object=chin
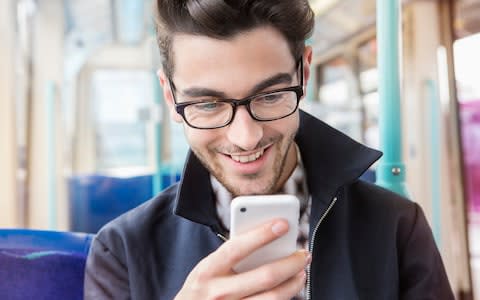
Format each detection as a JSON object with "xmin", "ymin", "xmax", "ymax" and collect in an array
[{"xmin": 225, "ymin": 177, "xmax": 276, "ymax": 197}]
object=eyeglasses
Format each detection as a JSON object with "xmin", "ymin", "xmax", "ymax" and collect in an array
[{"xmin": 168, "ymin": 57, "xmax": 304, "ymax": 130}]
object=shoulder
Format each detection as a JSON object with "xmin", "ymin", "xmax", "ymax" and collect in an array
[
  {"xmin": 344, "ymin": 180, "xmax": 434, "ymax": 248},
  {"xmin": 345, "ymin": 179, "xmax": 419, "ymax": 216},
  {"xmin": 343, "ymin": 180, "xmax": 428, "ymax": 239},
  {"xmin": 341, "ymin": 182, "xmax": 453, "ymax": 296}
]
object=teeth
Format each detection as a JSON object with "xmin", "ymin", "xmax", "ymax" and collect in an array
[{"xmin": 231, "ymin": 149, "xmax": 264, "ymax": 163}]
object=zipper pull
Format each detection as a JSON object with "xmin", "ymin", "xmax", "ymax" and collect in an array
[
  {"xmin": 210, "ymin": 224, "xmax": 229, "ymax": 242},
  {"xmin": 216, "ymin": 233, "xmax": 228, "ymax": 242}
]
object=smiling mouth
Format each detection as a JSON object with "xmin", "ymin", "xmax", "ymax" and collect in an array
[{"xmin": 229, "ymin": 148, "xmax": 266, "ymax": 163}]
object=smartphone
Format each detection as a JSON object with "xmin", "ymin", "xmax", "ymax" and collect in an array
[{"xmin": 230, "ymin": 194, "xmax": 299, "ymax": 273}]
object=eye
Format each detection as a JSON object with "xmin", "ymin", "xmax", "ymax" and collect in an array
[
  {"xmin": 191, "ymin": 101, "xmax": 227, "ymax": 112},
  {"xmin": 264, "ymin": 94, "xmax": 282, "ymax": 102},
  {"xmin": 256, "ymin": 92, "xmax": 285, "ymax": 104}
]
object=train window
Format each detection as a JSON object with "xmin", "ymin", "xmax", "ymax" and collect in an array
[
  {"xmin": 358, "ymin": 39, "xmax": 378, "ymax": 93},
  {"xmin": 454, "ymin": 35, "xmax": 480, "ymax": 102},
  {"xmin": 454, "ymin": 1, "xmax": 480, "ymax": 293},
  {"xmin": 91, "ymin": 69, "xmax": 153, "ymax": 172},
  {"xmin": 316, "ymin": 57, "xmax": 363, "ymax": 141},
  {"xmin": 313, "ymin": 36, "xmax": 380, "ymax": 148},
  {"xmin": 454, "ymin": 30, "xmax": 480, "ymax": 296},
  {"xmin": 358, "ymin": 38, "xmax": 379, "ymax": 148},
  {"xmin": 318, "ymin": 57, "xmax": 351, "ymax": 107}
]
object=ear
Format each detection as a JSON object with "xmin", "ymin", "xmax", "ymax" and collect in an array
[
  {"xmin": 302, "ymin": 46, "xmax": 313, "ymax": 92},
  {"xmin": 157, "ymin": 69, "xmax": 183, "ymax": 123}
]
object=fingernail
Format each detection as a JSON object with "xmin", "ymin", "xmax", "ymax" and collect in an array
[
  {"xmin": 299, "ymin": 249, "xmax": 311, "ymax": 263},
  {"xmin": 271, "ymin": 221, "xmax": 288, "ymax": 236},
  {"xmin": 305, "ymin": 253, "xmax": 312, "ymax": 265},
  {"xmin": 297, "ymin": 270, "xmax": 306, "ymax": 280},
  {"xmin": 300, "ymin": 250, "xmax": 312, "ymax": 265}
]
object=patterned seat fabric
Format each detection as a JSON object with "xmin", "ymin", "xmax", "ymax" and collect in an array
[{"xmin": 0, "ymin": 229, "xmax": 94, "ymax": 300}]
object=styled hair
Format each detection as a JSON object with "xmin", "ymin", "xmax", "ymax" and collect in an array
[{"xmin": 154, "ymin": 0, "xmax": 315, "ymax": 78}]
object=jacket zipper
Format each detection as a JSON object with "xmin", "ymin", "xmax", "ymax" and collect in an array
[
  {"xmin": 305, "ymin": 196, "xmax": 338, "ymax": 300},
  {"xmin": 216, "ymin": 233, "xmax": 228, "ymax": 242}
]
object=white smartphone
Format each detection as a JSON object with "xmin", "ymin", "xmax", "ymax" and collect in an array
[{"xmin": 230, "ymin": 194, "xmax": 299, "ymax": 273}]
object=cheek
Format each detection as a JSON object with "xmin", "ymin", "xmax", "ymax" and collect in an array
[
  {"xmin": 184, "ymin": 127, "xmax": 218, "ymax": 153},
  {"xmin": 270, "ymin": 114, "xmax": 300, "ymax": 138}
]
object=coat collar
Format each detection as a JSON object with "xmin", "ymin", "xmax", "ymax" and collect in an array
[
  {"xmin": 173, "ymin": 110, "xmax": 382, "ymax": 229},
  {"xmin": 295, "ymin": 111, "xmax": 382, "ymax": 223}
]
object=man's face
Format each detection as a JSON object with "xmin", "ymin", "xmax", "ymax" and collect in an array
[{"xmin": 159, "ymin": 26, "xmax": 311, "ymax": 196}]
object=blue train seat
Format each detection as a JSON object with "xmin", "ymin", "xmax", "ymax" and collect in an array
[
  {"xmin": 68, "ymin": 172, "xmax": 181, "ymax": 233},
  {"xmin": 68, "ymin": 174, "xmax": 154, "ymax": 233},
  {"xmin": 0, "ymin": 229, "xmax": 94, "ymax": 300}
]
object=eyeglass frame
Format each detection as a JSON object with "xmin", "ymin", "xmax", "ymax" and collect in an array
[{"xmin": 167, "ymin": 57, "xmax": 305, "ymax": 130}]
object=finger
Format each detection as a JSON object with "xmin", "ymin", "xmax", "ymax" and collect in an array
[
  {"xmin": 208, "ymin": 219, "xmax": 290, "ymax": 274},
  {"xmin": 214, "ymin": 249, "xmax": 311, "ymax": 298},
  {"xmin": 244, "ymin": 270, "xmax": 307, "ymax": 300}
]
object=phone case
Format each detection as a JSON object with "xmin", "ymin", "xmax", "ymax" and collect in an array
[{"xmin": 230, "ymin": 195, "xmax": 299, "ymax": 273}]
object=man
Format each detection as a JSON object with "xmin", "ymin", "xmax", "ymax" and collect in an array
[{"xmin": 84, "ymin": 0, "xmax": 454, "ymax": 299}]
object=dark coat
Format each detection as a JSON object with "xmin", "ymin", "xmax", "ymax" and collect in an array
[{"xmin": 84, "ymin": 111, "xmax": 454, "ymax": 299}]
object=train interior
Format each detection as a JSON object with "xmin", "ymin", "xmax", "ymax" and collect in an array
[{"xmin": 0, "ymin": 0, "xmax": 480, "ymax": 298}]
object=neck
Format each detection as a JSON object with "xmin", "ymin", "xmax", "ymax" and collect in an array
[{"xmin": 273, "ymin": 142, "xmax": 298, "ymax": 193}]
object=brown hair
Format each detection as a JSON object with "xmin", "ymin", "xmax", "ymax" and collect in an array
[{"xmin": 154, "ymin": 0, "xmax": 315, "ymax": 78}]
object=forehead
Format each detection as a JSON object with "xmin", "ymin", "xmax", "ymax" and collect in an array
[{"xmin": 170, "ymin": 26, "xmax": 296, "ymax": 93}]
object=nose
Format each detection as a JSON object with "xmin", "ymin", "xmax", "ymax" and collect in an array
[{"xmin": 226, "ymin": 106, "xmax": 263, "ymax": 151}]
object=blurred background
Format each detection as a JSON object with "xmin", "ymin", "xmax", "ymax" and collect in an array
[{"xmin": 0, "ymin": 0, "xmax": 479, "ymax": 298}]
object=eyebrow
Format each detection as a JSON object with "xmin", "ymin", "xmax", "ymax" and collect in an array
[{"xmin": 179, "ymin": 72, "xmax": 293, "ymax": 99}]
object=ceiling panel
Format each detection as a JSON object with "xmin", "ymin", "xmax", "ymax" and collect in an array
[{"xmin": 312, "ymin": 0, "xmax": 376, "ymax": 55}]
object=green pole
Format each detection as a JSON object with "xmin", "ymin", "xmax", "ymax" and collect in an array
[
  {"xmin": 152, "ymin": 72, "xmax": 163, "ymax": 196},
  {"xmin": 375, "ymin": 0, "xmax": 409, "ymax": 197},
  {"xmin": 46, "ymin": 81, "xmax": 57, "ymax": 229}
]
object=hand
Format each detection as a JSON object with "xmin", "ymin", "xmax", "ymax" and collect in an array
[{"xmin": 174, "ymin": 219, "xmax": 311, "ymax": 300}]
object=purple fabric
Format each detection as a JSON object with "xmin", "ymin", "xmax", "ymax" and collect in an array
[{"xmin": 0, "ymin": 250, "xmax": 86, "ymax": 300}]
